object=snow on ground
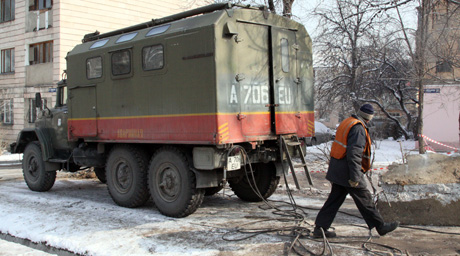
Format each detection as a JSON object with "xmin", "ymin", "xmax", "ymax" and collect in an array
[
  {"xmin": 0, "ymin": 151, "xmax": 22, "ymax": 162},
  {"xmin": 1, "ymin": 177, "xmax": 369, "ymax": 256},
  {"xmin": 304, "ymin": 139, "xmax": 417, "ymax": 167},
  {"xmin": 1, "ymin": 140, "xmax": 459, "ymax": 255},
  {"xmin": 0, "ymin": 139, "xmax": 417, "ymax": 166}
]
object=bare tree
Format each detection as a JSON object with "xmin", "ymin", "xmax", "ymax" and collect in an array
[
  {"xmin": 313, "ymin": 0, "xmax": 419, "ymax": 139},
  {"xmin": 391, "ymin": 0, "xmax": 460, "ymax": 152},
  {"xmin": 314, "ymin": 0, "xmax": 459, "ymax": 151},
  {"xmin": 184, "ymin": 0, "xmax": 296, "ymax": 17}
]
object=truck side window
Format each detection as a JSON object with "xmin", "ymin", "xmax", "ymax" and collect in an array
[
  {"xmin": 86, "ymin": 56, "xmax": 103, "ymax": 79},
  {"xmin": 112, "ymin": 50, "xmax": 131, "ymax": 75},
  {"xmin": 142, "ymin": 45, "xmax": 164, "ymax": 71},
  {"xmin": 57, "ymin": 86, "xmax": 67, "ymax": 107},
  {"xmin": 281, "ymin": 38, "xmax": 290, "ymax": 73}
]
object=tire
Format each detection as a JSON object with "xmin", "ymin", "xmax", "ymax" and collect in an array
[
  {"xmin": 204, "ymin": 185, "xmax": 223, "ymax": 196},
  {"xmin": 106, "ymin": 145, "xmax": 150, "ymax": 208},
  {"xmin": 94, "ymin": 167, "xmax": 107, "ymax": 183},
  {"xmin": 148, "ymin": 147, "xmax": 204, "ymax": 218},
  {"xmin": 311, "ymin": 137, "xmax": 317, "ymax": 146},
  {"xmin": 22, "ymin": 142, "xmax": 56, "ymax": 192},
  {"xmin": 229, "ymin": 162, "xmax": 280, "ymax": 202}
]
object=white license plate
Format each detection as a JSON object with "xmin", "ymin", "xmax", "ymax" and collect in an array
[{"xmin": 227, "ymin": 155, "xmax": 241, "ymax": 171}]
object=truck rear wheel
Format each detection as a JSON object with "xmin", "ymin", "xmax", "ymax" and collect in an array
[
  {"xmin": 22, "ymin": 142, "xmax": 56, "ymax": 192},
  {"xmin": 94, "ymin": 167, "xmax": 107, "ymax": 183},
  {"xmin": 148, "ymin": 147, "xmax": 204, "ymax": 218},
  {"xmin": 106, "ymin": 145, "xmax": 150, "ymax": 208},
  {"xmin": 229, "ymin": 162, "xmax": 280, "ymax": 202}
]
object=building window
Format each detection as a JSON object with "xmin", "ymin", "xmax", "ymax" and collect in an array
[
  {"xmin": 1, "ymin": 48, "xmax": 14, "ymax": 73},
  {"xmin": 112, "ymin": 50, "xmax": 131, "ymax": 76},
  {"xmin": 29, "ymin": 0, "xmax": 52, "ymax": 11},
  {"xmin": 87, "ymin": 56, "xmax": 103, "ymax": 79},
  {"xmin": 1, "ymin": 100, "xmax": 13, "ymax": 124},
  {"xmin": 436, "ymin": 60, "xmax": 453, "ymax": 73},
  {"xmin": 29, "ymin": 41, "xmax": 53, "ymax": 65},
  {"xmin": 0, "ymin": 0, "xmax": 15, "ymax": 22},
  {"xmin": 28, "ymin": 98, "xmax": 47, "ymax": 123},
  {"xmin": 142, "ymin": 45, "xmax": 164, "ymax": 71}
]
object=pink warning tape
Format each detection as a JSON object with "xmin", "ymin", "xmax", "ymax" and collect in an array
[
  {"xmin": 290, "ymin": 166, "xmax": 388, "ymax": 174},
  {"xmin": 419, "ymin": 134, "xmax": 459, "ymax": 152},
  {"xmin": 368, "ymin": 167, "xmax": 389, "ymax": 171}
]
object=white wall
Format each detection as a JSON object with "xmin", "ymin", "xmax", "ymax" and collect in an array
[{"xmin": 423, "ymin": 85, "xmax": 460, "ymax": 150}]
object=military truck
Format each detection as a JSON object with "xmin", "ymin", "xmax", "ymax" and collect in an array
[{"xmin": 11, "ymin": 3, "xmax": 314, "ymax": 217}]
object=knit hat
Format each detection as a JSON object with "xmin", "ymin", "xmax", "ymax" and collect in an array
[{"xmin": 358, "ymin": 104, "xmax": 374, "ymax": 121}]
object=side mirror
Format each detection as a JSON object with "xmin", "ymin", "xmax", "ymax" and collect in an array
[{"xmin": 35, "ymin": 93, "xmax": 42, "ymax": 108}]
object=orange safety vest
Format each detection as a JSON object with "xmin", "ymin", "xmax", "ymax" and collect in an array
[{"xmin": 330, "ymin": 117, "xmax": 372, "ymax": 172}]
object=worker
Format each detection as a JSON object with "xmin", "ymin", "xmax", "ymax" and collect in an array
[{"xmin": 313, "ymin": 104, "xmax": 399, "ymax": 238}]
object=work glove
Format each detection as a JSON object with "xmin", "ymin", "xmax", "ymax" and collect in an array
[{"xmin": 348, "ymin": 180, "xmax": 359, "ymax": 188}]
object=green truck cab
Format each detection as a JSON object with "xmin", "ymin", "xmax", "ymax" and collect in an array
[{"xmin": 11, "ymin": 3, "xmax": 314, "ymax": 217}]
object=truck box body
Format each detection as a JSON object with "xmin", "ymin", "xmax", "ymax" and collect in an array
[
  {"xmin": 12, "ymin": 5, "xmax": 315, "ymax": 218},
  {"xmin": 66, "ymin": 8, "xmax": 314, "ymax": 145}
]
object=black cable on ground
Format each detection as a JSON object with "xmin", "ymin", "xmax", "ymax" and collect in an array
[{"xmin": 220, "ymin": 143, "xmax": 460, "ymax": 255}]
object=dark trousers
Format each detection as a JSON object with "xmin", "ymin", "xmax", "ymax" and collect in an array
[{"xmin": 315, "ymin": 183, "xmax": 384, "ymax": 230}]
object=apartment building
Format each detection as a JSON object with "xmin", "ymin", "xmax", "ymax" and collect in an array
[
  {"xmin": 0, "ymin": 0, "xmax": 198, "ymax": 146},
  {"xmin": 422, "ymin": 0, "xmax": 460, "ymax": 149}
]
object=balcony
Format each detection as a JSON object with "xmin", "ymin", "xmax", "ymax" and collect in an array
[
  {"xmin": 26, "ymin": 9, "xmax": 53, "ymax": 32},
  {"xmin": 26, "ymin": 62, "xmax": 53, "ymax": 86}
]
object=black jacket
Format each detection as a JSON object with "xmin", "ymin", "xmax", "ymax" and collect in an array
[{"xmin": 326, "ymin": 115, "xmax": 369, "ymax": 188}]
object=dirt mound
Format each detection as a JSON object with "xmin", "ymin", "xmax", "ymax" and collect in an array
[{"xmin": 381, "ymin": 153, "xmax": 460, "ymax": 185}]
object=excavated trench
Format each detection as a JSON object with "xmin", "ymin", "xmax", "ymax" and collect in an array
[{"xmin": 377, "ymin": 153, "xmax": 460, "ymax": 226}]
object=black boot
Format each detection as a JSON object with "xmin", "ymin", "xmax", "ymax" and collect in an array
[
  {"xmin": 313, "ymin": 227, "xmax": 336, "ymax": 238},
  {"xmin": 376, "ymin": 222, "xmax": 399, "ymax": 236}
]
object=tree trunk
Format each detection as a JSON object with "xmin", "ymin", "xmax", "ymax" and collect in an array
[{"xmin": 282, "ymin": 0, "xmax": 295, "ymax": 18}]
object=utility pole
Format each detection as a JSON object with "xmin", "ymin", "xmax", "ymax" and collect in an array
[{"xmin": 415, "ymin": 0, "xmax": 430, "ymax": 154}]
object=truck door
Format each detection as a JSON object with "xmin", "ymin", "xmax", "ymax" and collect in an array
[
  {"xmin": 68, "ymin": 85, "xmax": 98, "ymax": 137},
  {"xmin": 235, "ymin": 22, "xmax": 271, "ymax": 137},
  {"xmin": 272, "ymin": 28, "xmax": 299, "ymax": 134}
]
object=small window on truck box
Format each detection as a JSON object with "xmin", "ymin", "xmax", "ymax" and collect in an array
[
  {"xmin": 146, "ymin": 25, "xmax": 170, "ymax": 37},
  {"xmin": 281, "ymin": 38, "xmax": 290, "ymax": 73},
  {"xmin": 142, "ymin": 45, "xmax": 164, "ymax": 71},
  {"xmin": 90, "ymin": 39, "xmax": 109, "ymax": 49},
  {"xmin": 87, "ymin": 56, "xmax": 102, "ymax": 79},
  {"xmin": 116, "ymin": 32, "xmax": 138, "ymax": 44},
  {"xmin": 111, "ymin": 50, "xmax": 131, "ymax": 76}
]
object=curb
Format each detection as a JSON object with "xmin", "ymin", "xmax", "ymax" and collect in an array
[{"xmin": 0, "ymin": 160, "xmax": 22, "ymax": 167}]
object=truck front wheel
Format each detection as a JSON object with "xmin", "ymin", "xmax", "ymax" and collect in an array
[
  {"xmin": 229, "ymin": 162, "xmax": 280, "ymax": 202},
  {"xmin": 148, "ymin": 147, "xmax": 204, "ymax": 217},
  {"xmin": 106, "ymin": 145, "xmax": 150, "ymax": 208},
  {"xmin": 22, "ymin": 142, "xmax": 56, "ymax": 192}
]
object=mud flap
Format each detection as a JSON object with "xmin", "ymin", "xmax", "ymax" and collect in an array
[
  {"xmin": 275, "ymin": 161, "xmax": 289, "ymax": 176},
  {"xmin": 192, "ymin": 169, "xmax": 221, "ymax": 188}
]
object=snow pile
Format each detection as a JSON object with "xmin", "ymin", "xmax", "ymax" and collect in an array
[
  {"xmin": 382, "ymin": 153, "xmax": 460, "ymax": 185},
  {"xmin": 382, "ymin": 183, "xmax": 460, "ymax": 205},
  {"xmin": 378, "ymin": 153, "xmax": 460, "ymax": 226}
]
